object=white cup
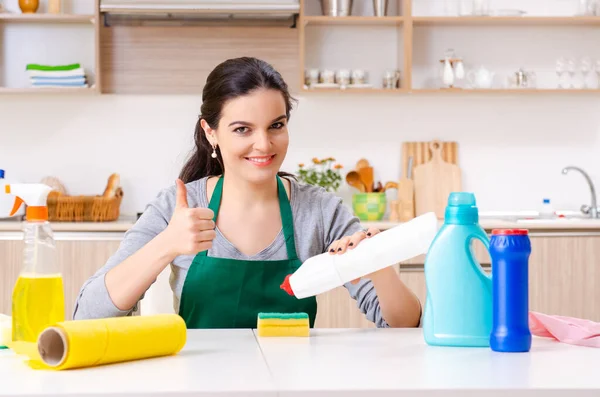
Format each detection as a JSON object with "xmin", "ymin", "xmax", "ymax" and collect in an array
[
  {"xmin": 305, "ymin": 69, "xmax": 319, "ymax": 86},
  {"xmin": 351, "ymin": 69, "xmax": 367, "ymax": 85},
  {"xmin": 320, "ymin": 69, "xmax": 335, "ymax": 84},
  {"xmin": 336, "ymin": 69, "xmax": 351, "ymax": 86}
]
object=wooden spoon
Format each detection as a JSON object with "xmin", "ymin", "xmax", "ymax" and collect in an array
[
  {"xmin": 384, "ymin": 181, "xmax": 398, "ymax": 191},
  {"xmin": 356, "ymin": 158, "xmax": 370, "ymax": 169},
  {"xmin": 346, "ymin": 171, "xmax": 366, "ymax": 192},
  {"xmin": 357, "ymin": 166, "xmax": 374, "ymax": 192}
]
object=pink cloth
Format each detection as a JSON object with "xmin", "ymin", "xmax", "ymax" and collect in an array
[{"xmin": 529, "ymin": 311, "xmax": 600, "ymax": 348}]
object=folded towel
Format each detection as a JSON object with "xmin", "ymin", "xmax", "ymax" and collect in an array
[
  {"xmin": 529, "ymin": 311, "xmax": 600, "ymax": 348},
  {"xmin": 31, "ymin": 77, "xmax": 86, "ymax": 85},
  {"xmin": 26, "ymin": 63, "xmax": 81, "ymax": 71},
  {"xmin": 27, "ymin": 68, "xmax": 86, "ymax": 78},
  {"xmin": 31, "ymin": 75, "xmax": 86, "ymax": 81},
  {"xmin": 31, "ymin": 82, "xmax": 89, "ymax": 88}
]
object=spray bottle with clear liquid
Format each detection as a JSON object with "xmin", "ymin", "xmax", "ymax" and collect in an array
[{"xmin": 3, "ymin": 183, "xmax": 65, "ymax": 343}]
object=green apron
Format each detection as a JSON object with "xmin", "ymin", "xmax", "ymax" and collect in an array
[{"xmin": 178, "ymin": 175, "xmax": 317, "ymax": 329}]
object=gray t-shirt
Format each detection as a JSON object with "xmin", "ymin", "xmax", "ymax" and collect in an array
[{"xmin": 73, "ymin": 176, "xmax": 390, "ymax": 327}]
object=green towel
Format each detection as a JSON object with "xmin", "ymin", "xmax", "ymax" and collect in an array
[{"xmin": 26, "ymin": 63, "xmax": 81, "ymax": 71}]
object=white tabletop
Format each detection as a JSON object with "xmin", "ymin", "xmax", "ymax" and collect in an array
[
  {"xmin": 0, "ymin": 329, "xmax": 275, "ymax": 396},
  {"xmin": 255, "ymin": 328, "xmax": 600, "ymax": 397},
  {"xmin": 1, "ymin": 328, "xmax": 598, "ymax": 396}
]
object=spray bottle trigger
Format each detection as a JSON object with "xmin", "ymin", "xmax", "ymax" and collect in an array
[{"xmin": 10, "ymin": 197, "xmax": 24, "ymax": 216}]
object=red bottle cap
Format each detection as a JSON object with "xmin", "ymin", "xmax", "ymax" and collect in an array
[
  {"xmin": 280, "ymin": 274, "xmax": 295, "ymax": 296},
  {"xmin": 492, "ymin": 229, "xmax": 529, "ymax": 235}
]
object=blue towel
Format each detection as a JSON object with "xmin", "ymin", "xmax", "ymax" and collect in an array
[
  {"xmin": 31, "ymin": 77, "xmax": 86, "ymax": 85},
  {"xmin": 31, "ymin": 75, "xmax": 85, "ymax": 81},
  {"xmin": 31, "ymin": 81, "xmax": 88, "ymax": 87}
]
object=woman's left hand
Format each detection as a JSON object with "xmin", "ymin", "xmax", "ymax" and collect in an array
[{"xmin": 327, "ymin": 227, "xmax": 381, "ymax": 284}]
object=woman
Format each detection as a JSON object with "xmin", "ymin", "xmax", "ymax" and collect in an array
[{"xmin": 73, "ymin": 57, "xmax": 422, "ymax": 328}]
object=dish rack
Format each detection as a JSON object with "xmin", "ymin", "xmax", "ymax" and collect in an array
[{"xmin": 47, "ymin": 188, "xmax": 124, "ymax": 222}]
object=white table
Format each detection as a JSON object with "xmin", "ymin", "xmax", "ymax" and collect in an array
[
  {"xmin": 1, "ymin": 328, "xmax": 598, "ymax": 396},
  {"xmin": 255, "ymin": 328, "xmax": 600, "ymax": 396},
  {"xmin": 0, "ymin": 329, "xmax": 276, "ymax": 396}
]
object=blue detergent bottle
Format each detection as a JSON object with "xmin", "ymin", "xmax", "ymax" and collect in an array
[
  {"xmin": 489, "ymin": 229, "xmax": 532, "ymax": 352},
  {"xmin": 423, "ymin": 192, "xmax": 492, "ymax": 347}
]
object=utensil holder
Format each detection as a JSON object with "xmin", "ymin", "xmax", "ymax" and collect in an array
[{"xmin": 352, "ymin": 193, "xmax": 386, "ymax": 221}]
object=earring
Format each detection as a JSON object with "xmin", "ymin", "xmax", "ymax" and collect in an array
[{"xmin": 211, "ymin": 145, "xmax": 217, "ymax": 159}]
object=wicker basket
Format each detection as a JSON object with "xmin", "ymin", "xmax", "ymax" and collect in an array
[{"xmin": 47, "ymin": 188, "xmax": 124, "ymax": 222}]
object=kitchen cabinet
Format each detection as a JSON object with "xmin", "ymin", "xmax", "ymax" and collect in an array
[
  {"xmin": 313, "ymin": 234, "xmax": 600, "ymax": 328},
  {"xmin": 0, "ymin": 234, "xmax": 122, "ymax": 320},
  {"xmin": 2, "ymin": 231, "xmax": 599, "ymax": 327},
  {"xmin": 529, "ymin": 235, "xmax": 600, "ymax": 321}
]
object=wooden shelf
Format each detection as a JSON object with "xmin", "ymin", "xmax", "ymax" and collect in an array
[
  {"xmin": 411, "ymin": 88, "xmax": 600, "ymax": 94},
  {"xmin": 0, "ymin": 86, "xmax": 98, "ymax": 94},
  {"xmin": 301, "ymin": 87, "xmax": 407, "ymax": 93},
  {"xmin": 300, "ymin": 87, "xmax": 600, "ymax": 95},
  {"xmin": 303, "ymin": 16, "xmax": 404, "ymax": 26},
  {"xmin": 0, "ymin": 13, "xmax": 95, "ymax": 23},
  {"xmin": 413, "ymin": 16, "xmax": 600, "ymax": 26}
]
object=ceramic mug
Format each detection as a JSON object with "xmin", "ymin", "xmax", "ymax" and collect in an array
[
  {"xmin": 320, "ymin": 69, "xmax": 335, "ymax": 84},
  {"xmin": 351, "ymin": 69, "xmax": 367, "ymax": 85},
  {"xmin": 336, "ymin": 69, "xmax": 351, "ymax": 86},
  {"xmin": 305, "ymin": 69, "xmax": 319, "ymax": 86}
]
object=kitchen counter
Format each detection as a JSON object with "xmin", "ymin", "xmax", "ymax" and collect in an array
[
  {"xmin": 366, "ymin": 217, "xmax": 600, "ymax": 231},
  {"xmin": 1, "ymin": 215, "xmax": 600, "ymax": 233},
  {"xmin": 0, "ymin": 217, "xmax": 136, "ymax": 232},
  {"xmin": 1, "ymin": 328, "xmax": 598, "ymax": 396}
]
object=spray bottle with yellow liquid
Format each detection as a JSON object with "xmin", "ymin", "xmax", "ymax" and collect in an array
[{"xmin": 3, "ymin": 183, "xmax": 65, "ymax": 343}]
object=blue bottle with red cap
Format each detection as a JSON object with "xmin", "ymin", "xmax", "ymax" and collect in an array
[{"xmin": 489, "ymin": 229, "xmax": 532, "ymax": 352}]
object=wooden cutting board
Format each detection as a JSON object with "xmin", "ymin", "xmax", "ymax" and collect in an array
[
  {"xmin": 413, "ymin": 140, "xmax": 462, "ymax": 219},
  {"xmin": 402, "ymin": 141, "xmax": 458, "ymax": 179}
]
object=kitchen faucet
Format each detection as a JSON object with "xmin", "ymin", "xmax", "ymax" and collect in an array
[{"xmin": 561, "ymin": 166, "xmax": 599, "ymax": 218}]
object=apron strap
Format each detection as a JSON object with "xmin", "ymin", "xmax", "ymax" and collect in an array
[
  {"xmin": 277, "ymin": 176, "xmax": 298, "ymax": 261},
  {"xmin": 202, "ymin": 175, "xmax": 298, "ymax": 260},
  {"xmin": 198, "ymin": 176, "xmax": 224, "ymax": 258}
]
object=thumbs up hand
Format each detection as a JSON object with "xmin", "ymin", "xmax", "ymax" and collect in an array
[{"xmin": 164, "ymin": 179, "xmax": 216, "ymax": 256}]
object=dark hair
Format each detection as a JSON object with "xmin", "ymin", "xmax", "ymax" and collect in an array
[{"xmin": 179, "ymin": 57, "xmax": 297, "ymax": 183}]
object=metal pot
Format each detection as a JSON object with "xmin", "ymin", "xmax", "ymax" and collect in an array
[{"xmin": 321, "ymin": 0, "xmax": 353, "ymax": 16}]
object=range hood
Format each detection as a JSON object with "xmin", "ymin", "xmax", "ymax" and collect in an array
[{"xmin": 100, "ymin": 0, "xmax": 300, "ymax": 19}]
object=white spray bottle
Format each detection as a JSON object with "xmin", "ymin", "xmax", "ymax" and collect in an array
[
  {"xmin": 281, "ymin": 212, "xmax": 438, "ymax": 299},
  {"xmin": 3, "ymin": 183, "xmax": 65, "ymax": 343},
  {"xmin": 0, "ymin": 170, "xmax": 24, "ymax": 218}
]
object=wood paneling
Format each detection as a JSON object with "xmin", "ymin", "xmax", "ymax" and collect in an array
[
  {"xmin": 0, "ymin": 240, "xmax": 24, "ymax": 316},
  {"xmin": 529, "ymin": 236, "xmax": 600, "ymax": 321},
  {"xmin": 100, "ymin": 24, "xmax": 300, "ymax": 94},
  {"xmin": 0, "ymin": 239, "xmax": 121, "ymax": 320}
]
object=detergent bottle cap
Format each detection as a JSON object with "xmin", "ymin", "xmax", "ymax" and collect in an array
[
  {"xmin": 445, "ymin": 192, "xmax": 478, "ymax": 225},
  {"xmin": 4, "ymin": 183, "xmax": 53, "ymax": 221}
]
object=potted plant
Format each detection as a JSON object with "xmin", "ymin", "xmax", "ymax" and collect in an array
[{"xmin": 296, "ymin": 157, "xmax": 343, "ymax": 193}]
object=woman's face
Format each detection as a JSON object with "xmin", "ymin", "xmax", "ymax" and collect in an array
[{"xmin": 204, "ymin": 88, "xmax": 289, "ymax": 185}]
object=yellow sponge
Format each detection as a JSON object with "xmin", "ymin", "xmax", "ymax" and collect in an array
[{"xmin": 257, "ymin": 312, "xmax": 309, "ymax": 337}]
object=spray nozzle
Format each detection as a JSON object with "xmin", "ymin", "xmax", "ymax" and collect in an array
[{"xmin": 4, "ymin": 184, "xmax": 53, "ymax": 221}]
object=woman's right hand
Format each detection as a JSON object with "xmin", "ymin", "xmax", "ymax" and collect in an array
[{"xmin": 162, "ymin": 179, "xmax": 216, "ymax": 257}]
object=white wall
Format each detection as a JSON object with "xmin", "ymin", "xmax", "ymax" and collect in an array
[
  {"xmin": 1, "ymin": 0, "xmax": 599, "ymax": 216},
  {"xmin": 1, "ymin": 93, "xmax": 599, "ymax": 215}
]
